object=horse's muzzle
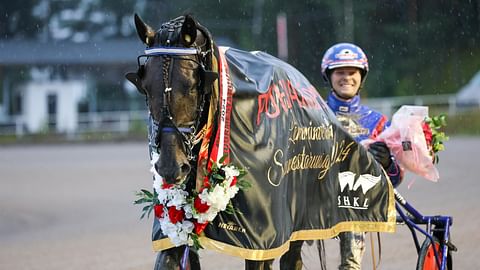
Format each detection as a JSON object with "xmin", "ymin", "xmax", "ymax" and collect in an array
[{"xmin": 156, "ymin": 160, "xmax": 191, "ymax": 184}]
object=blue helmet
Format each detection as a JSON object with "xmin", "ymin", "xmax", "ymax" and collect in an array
[{"xmin": 321, "ymin": 42, "xmax": 369, "ymax": 84}]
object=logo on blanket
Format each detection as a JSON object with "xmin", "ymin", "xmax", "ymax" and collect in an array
[{"xmin": 337, "ymin": 171, "xmax": 381, "ymax": 210}]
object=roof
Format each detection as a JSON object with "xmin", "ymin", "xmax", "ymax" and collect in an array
[
  {"xmin": 0, "ymin": 39, "xmax": 144, "ymax": 66},
  {"xmin": 456, "ymin": 70, "xmax": 480, "ymax": 104},
  {"xmin": 0, "ymin": 37, "xmax": 237, "ymax": 66}
]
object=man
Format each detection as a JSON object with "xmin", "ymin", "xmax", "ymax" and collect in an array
[
  {"xmin": 321, "ymin": 42, "xmax": 403, "ymax": 269},
  {"xmin": 279, "ymin": 43, "xmax": 402, "ymax": 270}
]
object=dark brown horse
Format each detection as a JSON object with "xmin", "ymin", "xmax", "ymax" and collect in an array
[
  {"xmin": 126, "ymin": 13, "xmax": 394, "ymax": 270},
  {"xmin": 126, "ymin": 14, "xmax": 276, "ymax": 270}
]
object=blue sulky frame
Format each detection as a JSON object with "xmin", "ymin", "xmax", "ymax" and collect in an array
[{"xmin": 394, "ymin": 189, "xmax": 456, "ymax": 270}]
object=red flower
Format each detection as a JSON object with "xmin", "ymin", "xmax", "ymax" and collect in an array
[
  {"xmin": 194, "ymin": 197, "xmax": 210, "ymax": 213},
  {"xmin": 154, "ymin": 204, "xmax": 164, "ymax": 219},
  {"xmin": 230, "ymin": 176, "xmax": 238, "ymax": 187},
  {"xmin": 422, "ymin": 122, "xmax": 433, "ymax": 147},
  {"xmin": 168, "ymin": 207, "xmax": 185, "ymax": 224},
  {"xmin": 162, "ymin": 182, "xmax": 174, "ymax": 189},
  {"xmin": 194, "ymin": 221, "xmax": 208, "ymax": 235}
]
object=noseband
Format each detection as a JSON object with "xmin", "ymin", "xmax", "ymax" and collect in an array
[{"xmin": 137, "ymin": 22, "xmax": 211, "ymax": 162}]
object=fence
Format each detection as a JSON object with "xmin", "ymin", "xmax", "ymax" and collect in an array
[
  {"xmin": 0, "ymin": 110, "xmax": 149, "ymax": 138},
  {"xmin": 363, "ymin": 94, "xmax": 462, "ymax": 117},
  {"xmin": 1, "ymin": 94, "xmax": 478, "ymax": 139}
]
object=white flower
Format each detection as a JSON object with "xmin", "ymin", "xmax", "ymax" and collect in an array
[
  {"xmin": 208, "ymin": 185, "xmax": 230, "ymax": 211},
  {"xmin": 195, "ymin": 208, "xmax": 219, "ymax": 223},
  {"xmin": 145, "ymin": 156, "xmax": 247, "ymax": 247},
  {"xmin": 166, "ymin": 189, "xmax": 188, "ymax": 208},
  {"xmin": 151, "ymin": 152, "xmax": 160, "ymax": 164},
  {"xmin": 156, "ymin": 188, "xmax": 170, "ymax": 204},
  {"xmin": 153, "ymin": 177, "xmax": 163, "ymax": 192},
  {"xmin": 159, "ymin": 218, "xmax": 195, "ymax": 247},
  {"xmin": 183, "ymin": 204, "xmax": 194, "ymax": 219},
  {"xmin": 226, "ymin": 185, "xmax": 239, "ymax": 198},
  {"xmin": 223, "ymin": 165, "xmax": 240, "ymax": 180},
  {"xmin": 160, "ymin": 218, "xmax": 177, "ymax": 237}
]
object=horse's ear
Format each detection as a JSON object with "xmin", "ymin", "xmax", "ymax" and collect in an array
[
  {"xmin": 134, "ymin": 13, "xmax": 155, "ymax": 46},
  {"xmin": 181, "ymin": 15, "xmax": 197, "ymax": 47},
  {"xmin": 125, "ymin": 71, "xmax": 146, "ymax": 95}
]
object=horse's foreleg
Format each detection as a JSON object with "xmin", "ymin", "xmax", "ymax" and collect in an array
[
  {"xmin": 244, "ymin": 259, "xmax": 273, "ymax": 270},
  {"xmin": 154, "ymin": 246, "xmax": 201, "ymax": 270},
  {"xmin": 279, "ymin": 240, "xmax": 304, "ymax": 270}
]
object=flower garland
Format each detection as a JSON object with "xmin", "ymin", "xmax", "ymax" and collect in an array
[
  {"xmin": 422, "ymin": 113, "xmax": 448, "ymax": 164},
  {"xmin": 135, "ymin": 153, "xmax": 250, "ymax": 249}
]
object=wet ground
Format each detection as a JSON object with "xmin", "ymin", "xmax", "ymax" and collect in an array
[{"xmin": 0, "ymin": 137, "xmax": 478, "ymax": 269}]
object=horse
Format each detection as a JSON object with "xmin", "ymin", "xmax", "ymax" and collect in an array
[{"xmin": 126, "ymin": 13, "xmax": 395, "ymax": 270}]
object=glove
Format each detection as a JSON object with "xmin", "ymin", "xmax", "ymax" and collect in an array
[{"xmin": 368, "ymin": 141, "xmax": 392, "ymax": 169}]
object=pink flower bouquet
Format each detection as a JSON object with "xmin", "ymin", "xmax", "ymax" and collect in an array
[{"xmin": 362, "ymin": 105, "xmax": 448, "ymax": 182}]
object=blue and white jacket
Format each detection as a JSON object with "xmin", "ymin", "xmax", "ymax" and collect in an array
[{"xmin": 327, "ymin": 91, "xmax": 403, "ymax": 186}]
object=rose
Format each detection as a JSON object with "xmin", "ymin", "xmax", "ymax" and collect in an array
[
  {"xmin": 168, "ymin": 206, "xmax": 185, "ymax": 224},
  {"xmin": 194, "ymin": 196, "xmax": 210, "ymax": 213},
  {"xmin": 194, "ymin": 221, "xmax": 208, "ymax": 235},
  {"xmin": 136, "ymin": 155, "xmax": 250, "ymax": 249},
  {"xmin": 162, "ymin": 182, "xmax": 174, "ymax": 189},
  {"xmin": 422, "ymin": 122, "xmax": 433, "ymax": 147},
  {"xmin": 154, "ymin": 204, "xmax": 165, "ymax": 219}
]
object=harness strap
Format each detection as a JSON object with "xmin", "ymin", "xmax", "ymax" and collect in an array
[
  {"xmin": 162, "ymin": 127, "xmax": 194, "ymax": 134},
  {"xmin": 145, "ymin": 47, "xmax": 198, "ymax": 56}
]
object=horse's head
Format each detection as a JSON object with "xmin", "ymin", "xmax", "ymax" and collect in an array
[{"xmin": 126, "ymin": 14, "xmax": 218, "ymax": 185}]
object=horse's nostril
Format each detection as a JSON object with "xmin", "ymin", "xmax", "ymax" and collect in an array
[{"xmin": 180, "ymin": 163, "xmax": 191, "ymax": 175}]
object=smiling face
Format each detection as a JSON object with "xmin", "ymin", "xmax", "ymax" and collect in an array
[{"xmin": 330, "ymin": 67, "xmax": 362, "ymax": 100}]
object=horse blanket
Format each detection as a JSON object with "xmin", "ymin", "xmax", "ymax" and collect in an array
[{"xmin": 151, "ymin": 47, "xmax": 396, "ymax": 260}]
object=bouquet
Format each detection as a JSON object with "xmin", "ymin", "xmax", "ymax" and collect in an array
[
  {"xmin": 134, "ymin": 153, "xmax": 250, "ymax": 249},
  {"xmin": 362, "ymin": 105, "xmax": 448, "ymax": 182}
]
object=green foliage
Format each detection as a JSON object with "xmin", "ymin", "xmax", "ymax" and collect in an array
[
  {"xmin": 425, "ymin": 114, "xmax": 449, "ymax": 163},
  {"xmin": 134, "ymin": 189, "xmax": 158, "ymax": 219},
  {"xmin": 3, "ymin": 1, "xmax": 480, "ymax": 98}
]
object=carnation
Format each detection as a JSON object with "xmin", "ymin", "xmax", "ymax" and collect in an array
[{"xmin": 135, "ymin": 155, "xmax": 250, "ymax": 250}]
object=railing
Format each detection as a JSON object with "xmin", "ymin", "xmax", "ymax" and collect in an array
[
  {"xmin": 0, "ymin": 115, "xmax": 26, "ymax": 137},
  {"xmin": 363, "ymin": 94, "xmax": 461, "ymax": 117},
  {"xmin": 1, "ymin": 94, "xmax": 478, "ymax": 139},
  {"xmin": 0, "ymin": 110, "xmax": 149, "ymax": 138},
  {"xmin": 76, "ymin": 110, "xmax": 148, "ymax": 134}
]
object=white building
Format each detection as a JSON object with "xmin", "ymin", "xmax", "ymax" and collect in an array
[
  {"xmin": 21, "ymin": 80, "xmax": 86, "ymax": 134},
  {"xmin": 456, "ymin": 70, "xmax": 480, "ymax": 107},
  {"xmin": 0, "ymin": 39, "xmax": 144, "ymax": 136}
]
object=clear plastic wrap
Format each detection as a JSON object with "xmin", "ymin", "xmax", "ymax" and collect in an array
[{"xmin": 362, "ymin": 105, "xmax": 439, "ymax": 181}]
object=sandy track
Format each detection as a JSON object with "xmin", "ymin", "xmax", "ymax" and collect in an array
[{"xmin": 0, "ymin": 137, "xmax": 477, "ymax": 269}]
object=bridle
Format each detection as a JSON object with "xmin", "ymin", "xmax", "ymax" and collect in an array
[{"xmin": 136, "ymin": 20, "xmax": 213, "ymax": 162}]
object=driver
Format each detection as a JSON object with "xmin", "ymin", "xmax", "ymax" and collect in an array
[
  {"xmin": 323, "ymin": 42, "xmax": 403, "ymax": 270},
  {"xmin": 279, "ymin": 43, "xmax": 403, "ymax": 270}
]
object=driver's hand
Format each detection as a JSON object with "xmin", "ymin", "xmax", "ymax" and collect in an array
[{"xmin": 368, "ymin": 141, "xmax": 392, "ymax": 169}]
